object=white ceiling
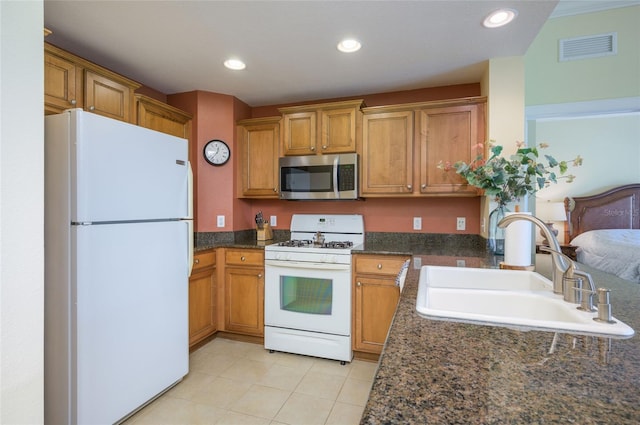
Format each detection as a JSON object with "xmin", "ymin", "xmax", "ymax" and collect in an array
[{"xmin": 43, "ymin": 1, "xmax": 635, "ymax": 107}]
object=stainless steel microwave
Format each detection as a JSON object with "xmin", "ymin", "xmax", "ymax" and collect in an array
[{"xmin": 279, "ymin": 153, "xmax": 358, "ymax": 200}]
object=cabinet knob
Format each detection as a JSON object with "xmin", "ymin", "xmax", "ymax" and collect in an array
[
  {"xmin": 421, "ymin": 184, "xmax": 426, "ymax": 189},
  {"xmin": 322, "ymin": 145, "xmax": 327, "ymax": 150},
  {"xmin": 89, "ymin": 106, "xmax": 95, "ymax": 111},
  {"xmin": 241, "ymin": 256, "xmax": 246, "ymax": 261},
  {"xmin": 70, "ymin": 99, "xmax": 77, "ymax": 105},
  {"xmin": 273, "ymin": 188, "xmax": 277, "ymax": 192},
  {"xmin": 377, "ymin": 263, "xmax": 383, "ymax": 270},
  {"xmin": 357, "ymin": 281, "xmax": 361, "ymax": 287},
  {"xmin": 310, "ymin": 146, "xmax": 316, "ymax": 151},
  {"xmin": 406, "ymin": 185, "xmax": 412, "ymax": 191},
  {"xmin": 258, "ymin": 274, "xmax": 263, "ymax": 278},
  {"xmin": 194, "ymin": 258, "xmax": 200, "ymax": 264}
]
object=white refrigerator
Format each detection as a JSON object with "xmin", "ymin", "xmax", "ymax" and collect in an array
[{"xmin": 45, "ymin": 109, "xmax": 192, "ymax": 424}]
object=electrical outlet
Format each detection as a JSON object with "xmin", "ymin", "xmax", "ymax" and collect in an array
[
  {"xmin": 270, "ymin": 215, "xmax": 277, "ymax": 227},
  {"xmin": 456, "ymin": 259, "xmax": 466, "ymax": 267},
  {"xmin": 413, "ymin": 257, "xmax": 422, "ymax": 269},
  {"xmin": 456, "ymin": 217, "xmax": 466, "ymax": 231},
  {"xmin": 216, "ymin": 215, "xmax": 225, "ymax": 228},
  {"xmin": 413, "ymin": 217, "xmax": 422, "ymax": 230}
]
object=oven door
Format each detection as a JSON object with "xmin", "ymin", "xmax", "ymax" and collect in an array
[{"xmin": 264, "ymin": 259, "xmax": 351, "ymax": 336}]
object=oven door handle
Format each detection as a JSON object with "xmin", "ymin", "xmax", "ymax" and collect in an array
[{"xmin": 265, "ymin": 259, "xmax": 351, "ymax": 271}]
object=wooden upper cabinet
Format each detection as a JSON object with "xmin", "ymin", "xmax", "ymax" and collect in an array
[
  {"xmin": 84, "ymin": 70, "xmax": 135, "ymax": 122},
  {"xmin": 135, "ymin": 94, "xmax": 192, "ymax": 141},
  {"xmin": 281, "ymin": 111, "xmax": 316, "ymax": 155},
  {"xmin": 361, "ymin": 108, "xmax": 414, "ymax": 196},
  {"xmin": 44, "ymin": 43, "xmax": 140, "ymax": 123},
  {"xmin": 419, "ymin": 103, "xmax": 483, "ymax": 195},
  {"xmin": 237, "ymin": 117, "xmax": 281, "ymax": 198},
  {"xmin": 45, "ymin": 49, "xmax": 79, "ymax": 113},
  {"xmin": 279, "ymin": 99, "xmax": 364, "ymax": 156}
]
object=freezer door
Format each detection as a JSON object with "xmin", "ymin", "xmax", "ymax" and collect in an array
[
  {"xmin": 73, "ymin": 221, "xmax": 189, "ymax": 424},
  {"xmin": 69, "ymin": 110, "xmax": 189, "ymax": 222}
]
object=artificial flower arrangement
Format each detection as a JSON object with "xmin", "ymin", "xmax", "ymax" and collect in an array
[{"xmin": 438, "ymin": 140, "xmax": 583, "ymax": 206}]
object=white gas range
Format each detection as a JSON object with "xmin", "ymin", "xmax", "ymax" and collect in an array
[{"xmin": 264, "ymin": 214, "xmax": 364, "ymax": 363}]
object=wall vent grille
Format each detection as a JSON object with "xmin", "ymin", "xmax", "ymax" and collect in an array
[{"xmin": 559, "ymin": 32, "xmax": 617, "ymax": 61}]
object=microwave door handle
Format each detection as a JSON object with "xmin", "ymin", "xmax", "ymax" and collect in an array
[{"xmin": 333, "ymin": 156, "xmax": 339, "ymax": 198}]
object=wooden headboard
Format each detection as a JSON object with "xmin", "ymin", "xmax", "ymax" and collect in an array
[{"xmin": 564, "ymin": 184, "xmax": 640, "ymax": 242}]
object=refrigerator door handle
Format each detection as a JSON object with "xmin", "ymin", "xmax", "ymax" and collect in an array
[
  {"xmin": 187, "ymin": 162, "xmax": 194, "ymax": 276},
  {"xmin": 187, "ymin": 220, "xmax": 194, "ymax": 276}
]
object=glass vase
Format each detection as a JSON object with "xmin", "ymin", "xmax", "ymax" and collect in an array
[{"xmin": 488, "ymin": 204, "xmax": 509, "ymax": 255}]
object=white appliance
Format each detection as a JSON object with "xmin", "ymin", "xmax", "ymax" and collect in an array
[
  {"xmin": 264, "ymin": 214, "xmax": 364, "ymax": 364},
  {"xmin": 44, "ymin": 109, "xmax": 193, "ymax": 424}
]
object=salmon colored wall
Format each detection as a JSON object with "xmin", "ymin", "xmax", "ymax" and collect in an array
[
  {"xmin": 168, "ymin": 91, "xmax": 251, "ymax": 232},
  {"xmin": 170, "ymin": 84, "xmax": 483, "ymax": 234},
  {"xmin": 238, "ymin": 198, "xmax": 481, "ymax": 234},
  {"xmin": 251, "ymin": 83, "xmax": 481, "ymax": 118}
]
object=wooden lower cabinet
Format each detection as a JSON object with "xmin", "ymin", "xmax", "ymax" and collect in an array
[
  {"xmin": 353, "ymin": 254, "xmax": 410, "ymax": 354},
  {"xmin": 189, "ymin": 250, "xmax": 217, "ymax": 347},
  {"xmin": 224, "ymin": 249, "xmax": 265, "ymax": 336}
]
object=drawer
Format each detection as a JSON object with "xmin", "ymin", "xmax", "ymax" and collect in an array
[
  {"xmin": 225, "ymin": 249, "xmax": 263, "ymax": 267},
  {"xmin": 354, "ymin": 255, "xmax": 409, "ymax": 276},
  {"xmin": 193, "ymin": 250, "xmax": 216, "ymax": 271}
]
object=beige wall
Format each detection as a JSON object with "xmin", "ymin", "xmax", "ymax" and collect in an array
[{"xmin": 0, "ymin": 1, "xmax": 45, "ymax": 422}]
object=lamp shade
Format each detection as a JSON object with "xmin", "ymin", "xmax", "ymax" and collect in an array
[{"xmin": 537, "ymin": 201, "xmax": 566, "ymax": 222}]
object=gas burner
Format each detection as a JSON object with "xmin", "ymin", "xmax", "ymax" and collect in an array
[
  {"xmin": 277, "ymin": 239, "xmax": 313, "ymax": 248},
  {"xmin": 322, "ymin": 241, "xmax": 354, "ymax": 249}
]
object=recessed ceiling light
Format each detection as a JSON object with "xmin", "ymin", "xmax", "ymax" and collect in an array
[
  {"xmin": 337, "ymin": 38, "xmax": 361, "ymax": 53},
  {"xmin": 224, "ymin": 58, "xmax": 246, "ymax": 70},
  {"xmin": 483, "ymin": 8, "xmax": 518, "ymax": 28}
]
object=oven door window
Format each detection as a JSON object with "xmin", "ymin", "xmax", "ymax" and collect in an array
[{"xmin": 280, "ymin": 276, "xmax": 332, "ymax": 315}]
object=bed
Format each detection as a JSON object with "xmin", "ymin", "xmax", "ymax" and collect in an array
[{"xmin": 564, "ymin": 184, "xmax": 640, "ymax": 283}]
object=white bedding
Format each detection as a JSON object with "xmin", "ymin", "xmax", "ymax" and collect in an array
[{"xmin": 571, "ymin": 229, "xmax": 640, "ymax": 283}]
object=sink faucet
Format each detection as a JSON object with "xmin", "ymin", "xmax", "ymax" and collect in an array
[{"xmin": 497, "ymin": 213, "xmax": 570, "ymax": 295}]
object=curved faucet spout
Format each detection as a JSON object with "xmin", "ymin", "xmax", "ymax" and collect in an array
[{"xmin": 497, "ymin": 213, "xmax": 569, "ymax": 294}]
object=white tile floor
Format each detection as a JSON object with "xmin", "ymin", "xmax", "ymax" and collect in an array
[{"xmin": 124, "ymin": 338, "xmax": 377, "ymax": 425}]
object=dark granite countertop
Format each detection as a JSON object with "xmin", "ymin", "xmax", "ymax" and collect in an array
[{"xmin": 361, "ymin": 254, "xmax": 640, "ymax": 424}]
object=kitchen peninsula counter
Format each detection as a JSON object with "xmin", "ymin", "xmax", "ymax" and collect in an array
[{"xmin": 360, "ymin": 254, "xmax": 640, "ymax": 424}]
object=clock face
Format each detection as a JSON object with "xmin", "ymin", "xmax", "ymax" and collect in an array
[{"xmin": 203, "ymin": 139, "xmax": 230, "ymax": 166}]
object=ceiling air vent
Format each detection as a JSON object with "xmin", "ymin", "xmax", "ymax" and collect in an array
[{"xmin": 559, "ymin": 32, "xmax": 617, "ymax": 62}]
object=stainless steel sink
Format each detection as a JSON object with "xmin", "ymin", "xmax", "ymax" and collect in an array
[{"xmin": 416, "ymin": 266, "xmax": 634, "ymax": 339}]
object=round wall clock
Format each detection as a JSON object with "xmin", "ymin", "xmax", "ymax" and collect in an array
[{"xmin": 203, "ymin": 139, "xmax": 230, "ymax": 166}]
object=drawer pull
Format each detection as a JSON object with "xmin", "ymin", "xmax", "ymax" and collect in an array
[
  {"xmin": 241, "ymin": 256, "xmax": 246, "ymax": 261},
  {"xmin": 377, "ymin": 264, "xmax": 383, "ymax": 270},
  {"xmin": 194, "ymin": 258, "xmax": 200, "ymax": 264}
]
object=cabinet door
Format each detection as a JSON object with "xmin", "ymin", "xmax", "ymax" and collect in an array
[
  {"xmin": 189, "ymin": 250, "xmax": 216, "ymax": 347},
  {"xmin": 353, "ymin": 275, "xmax": 400, "ymax": 353},
  {"xmin": 419, "ymin": 104, "xmax": 480, "ymax": 195},
  {"xmin": 237, "ymin": 118, "xmax": 280, "ymax": 198},
  {"xmin": 224, "ymin": 267, "xmax": 264, "ymax": 336},
  {"xmin": 361, "ymin": 110, "xmax": 414, "ymax": 195},
  {"xmin": 189, "ymin": 268, "xmax": 216, "ymax": 346},
  {"xmin": 84, "ymin": 70, "xmax": 134, "ymax": 123},
  {"xmin": 320, "ymin": 107, "xmax": 357, "ymax": 154},
  {"xmin": 45, "ymin": 51, "xmax": 79, "ymax": 114},
  {"xmin": 282, "ymin": 111, "xmax": 316, "ymax": 155}
]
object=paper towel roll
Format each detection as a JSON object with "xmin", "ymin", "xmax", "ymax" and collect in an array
[{"xmin": 504, "ymin": 211, "xmax": 532, "ymax": 267}]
